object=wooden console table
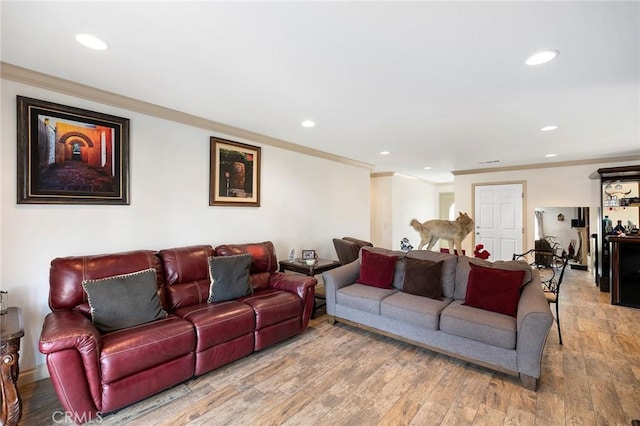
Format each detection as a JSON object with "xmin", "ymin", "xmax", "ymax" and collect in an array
[{"xmin": 1, "ymin": 307, "xmax": 24, "ymax": 426}]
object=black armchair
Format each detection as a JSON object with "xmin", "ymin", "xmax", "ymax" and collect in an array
[{"xmin": 513, "ymin": 249, "xmax": 569, "ymax": 344}]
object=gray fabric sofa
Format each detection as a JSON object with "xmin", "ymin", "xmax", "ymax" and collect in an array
[{"xmin": 322, "ymin": 247, "xmax": 554, "ymax": 390}]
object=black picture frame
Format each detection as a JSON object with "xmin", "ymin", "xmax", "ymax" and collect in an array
[
  {"xmin": 17, "ymin": 96, "xmax": 130, "ymax": 205},
  {"xmin": 301, "ymin": 249, "xmax": 317, "ymax": 260},
  {"xmin": 210, "ymin": 136, "xmax": 261, "ymax": 207}
]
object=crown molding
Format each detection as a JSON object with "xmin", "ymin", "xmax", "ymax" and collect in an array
[
  {"xmin": 370, "ymin": 171, "xmax": 451, "ymax": 186},
  {"xmin": 370, "ymin": 172, "xmax": 395, "ymax": 178},
  {"xmin": 452, "ymin": 155, "xmax": 640, "ymax": 176},
  {"xmin": 1, "ymin": 61, "xmax": 373, "ymax": 170}
]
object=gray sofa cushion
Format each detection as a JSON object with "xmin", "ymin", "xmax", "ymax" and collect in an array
[
  {"xmin": 454, "ymin": 256, "xmax": 533, "ymax": 300},
  {"xmin": 381, "ymin": 292, "xmax": 452, "ymax": 330},
  {"xmin": 440, "ymin": 300, "xmax": 517, "ymax": 349},
  {"xmin": 336, "ymin": 283, "xmax": 397, "ymax": 315},
  {"xmin": 406, "ymin": 250, "xmax": 458, "ymax": 299}
]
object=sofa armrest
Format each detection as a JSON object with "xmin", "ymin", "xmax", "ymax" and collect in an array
[
  {"xmin": 40, "ymin": 310, "xmax": 101, "ymax": 355},
  {"xmin": 516, "ymin": 270, "xmax": 554, "ymax": 380},
  {"xmin": 322, "ymin": 261, "xmax": 360, "ymax": 316},
  {"xmin": 269, "ymin": 271, "xmax": 316, "ymax": 298},
  {"xmin": 269, "ymin": 272, "xmax": 317, "ymax": 330},
  {"xmin": 39, "ymin": 310, "xmax": 103, "ymax": 418}
]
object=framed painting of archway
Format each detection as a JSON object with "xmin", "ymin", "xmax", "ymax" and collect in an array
[{"xmin": 17, "ymin": 96, "xmax": 130, "ymax": 204}]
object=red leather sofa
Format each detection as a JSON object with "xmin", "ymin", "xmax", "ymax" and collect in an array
[{"xmin": 39, "ymin": 241, "xmax": 316, "ymax": 424}]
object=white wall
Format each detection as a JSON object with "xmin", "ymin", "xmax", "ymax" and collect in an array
[
  {"xmin": 370, "ymin": 175, "xmax": 392, "ymax": 248},
  {"xmin": 370, "ymin": 174, "xmax": 438, "ymax": 250},
  {"xmin": 1, "ymin": 79, "xmax": 371, "ymax": 378},
  {"xmin": 454, "ymin": 160, "xmax": 640, "ymax": 254},
  {"xmin": 392, "ymin": 175, "xmax": 438, "ymax": 250}
]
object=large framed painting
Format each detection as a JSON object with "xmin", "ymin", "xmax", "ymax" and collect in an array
[
  {"xmin": 210, "ymin": 137, "xmax": 261, "ymax": 207},
  {"xmin": 17, "ymin": 96, "xmax": 130, "ymax": 205}
]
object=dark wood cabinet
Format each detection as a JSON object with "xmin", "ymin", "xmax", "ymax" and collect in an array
[
  {"xmin": 593, "ymin": 165, "xmax": 640, "ymax": 292},
  {"xmin": 610, "ymin": 237, "xmax": 640, "ymax": 308}
]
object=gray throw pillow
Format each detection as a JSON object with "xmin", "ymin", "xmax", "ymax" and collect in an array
[
  {"xmin": 207, "ymin": 254, "xmax": 253, "ymax": 303},
  {"xmin": 82, "ymin": 268, "xmax": 168, "ymax": 332}
]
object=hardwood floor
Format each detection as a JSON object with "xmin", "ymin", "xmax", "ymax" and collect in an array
[{"xmin": 19, "ymin": 268, "xmax": 640, "ymax": 425}]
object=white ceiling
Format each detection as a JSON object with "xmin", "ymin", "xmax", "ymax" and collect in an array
[{"xmin": 2, "ymin": 1, "xmax": 639, "ymax": 182}]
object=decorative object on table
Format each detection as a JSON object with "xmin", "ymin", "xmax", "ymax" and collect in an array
[
  {"xmin": 16, "ymin": 96, "xmax": 130, "ymax": 205},
  {"xmin": 400, "ymin": 237, "xmax": 413, "ymax": 252},
  {"xmin": 410, "ymin": 212, "xmax": 474, "ymax": 254},
  {"xmin": 301, "ymin": 249, "xmax": 317, "ymax": 260},
  {"xmin": 557, "ymin": 213, "xmax": 565, "ymax": 221},
  {"xmin": 473, "ymin": 244, "xmax": 491, "ymax": 259},
  {"xmin": 209, "ymin": 136, "xmax": 260, "ymax": 207},
  {"xmin": 288, "ymin": 248, "xmax": 295, "ymax": 262}
]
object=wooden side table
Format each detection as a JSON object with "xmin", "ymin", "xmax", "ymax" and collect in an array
[
  {"xmin": 279, "ymin": 258, "xmax": 342, "ymax": 318},
  {"xmin": 1, "ymin": 307, "xmax": 24, "ymax": 426}
]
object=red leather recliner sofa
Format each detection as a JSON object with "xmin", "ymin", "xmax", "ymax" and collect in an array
[{"xmin": 39, "ymin": 241, "xmax": 316, "ymax": 424}]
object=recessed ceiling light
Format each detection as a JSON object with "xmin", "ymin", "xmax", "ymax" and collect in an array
[
  {"xmin": 545, "ymin": 153, "xmax": 558, "ymax": 158},
  {"xmin": 380, "ymin": 151, "xmax": 390, "ymax": 155},
  {"xmin": 525, "ymin": 50, "xmax": 559, "ymax": 66},
  {"xmin": 540, "ymin": 125, "xmax": 559, "ymax": 132},
  {"xmin": 423, "ymin": 166, "xmax": 432, "ymax": 170},
  {"xmin": 75, "ymin": 34, "xmax": 109, "ymax": 50},
  {"xmin": 301, "ymin": 120, "xmax": 315, "ymax": 128}
]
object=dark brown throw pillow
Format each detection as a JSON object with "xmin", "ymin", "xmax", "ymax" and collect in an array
[{"xmin": 402, "ymin": 258, "xmax": 444, "ymax": 300}]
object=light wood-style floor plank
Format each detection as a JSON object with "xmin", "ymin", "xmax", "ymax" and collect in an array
[{"xmin": 17, "ymin": 268, "xmax": 640, "ymax": 425}]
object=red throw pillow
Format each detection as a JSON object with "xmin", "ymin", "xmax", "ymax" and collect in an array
[
  {"xmin": 357, "ymin": 249, "xmax": 398, "ymax": 289},
  {"xmin": 463, "ymin": 263, "xmax": 525, "ymax": 317}
]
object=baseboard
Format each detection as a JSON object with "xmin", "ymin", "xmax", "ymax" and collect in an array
[{"xmin": 17, "ymin": 363, "xmax": 49, "ymax": 387}]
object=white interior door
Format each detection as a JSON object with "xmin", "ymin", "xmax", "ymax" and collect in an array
[{"xmin": 474, "ymin": 184, "xmax": 523, "ymax": 261}]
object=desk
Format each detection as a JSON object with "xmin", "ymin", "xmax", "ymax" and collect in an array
[
  {"xmin": 279, "ymin": 258, "xmax": 342, "ymax": 318},
  {"xmin": 1, "ymin": 307, "xmax": 24, "ymax": 426}
]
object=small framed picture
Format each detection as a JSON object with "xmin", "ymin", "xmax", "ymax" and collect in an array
[{"xmin": 301, "ymin": 250, "xmax": 316, "ymax": 260}]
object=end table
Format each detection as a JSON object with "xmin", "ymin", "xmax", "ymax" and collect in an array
[
  {"xmin": 279, "ymin": 258, "xmax": 342, "ymax": 318},
  {"xmin": 1, "ymin": 307, "xmax": 24, "ymax": 426}
]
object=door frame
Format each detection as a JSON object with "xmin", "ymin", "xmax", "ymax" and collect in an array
[{"xmin": 472, "ymin": 180, "xmax": 527, "ymax": 255}]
